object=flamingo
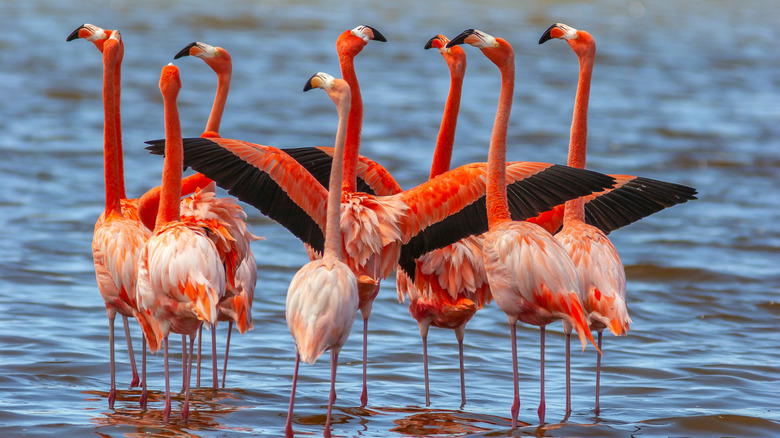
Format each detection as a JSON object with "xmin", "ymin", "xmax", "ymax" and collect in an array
[
  {"xmin": 135, "ymin": 63, "xmax": 226, "ymax": 422},
  {"xmin": 173, "ymin": 40, "xmax": 259, "ymax": 389},
  {"xmin": 73, "ymin": 28, "xmax": 150, "ymax": 409},
  {"xmin": 395, "ymin": 34, "xmax": 490, "ymax": 408},
  {"xmin": 540, "ymin": 22, "xmax": 632, "ymax": 416},
  {"xmin": 447, "ymin": 29, "xmax": 598, "ymax": 426},
  {"xmin": 285, "ymin": 72, "xmax": 359, "ymax": 438}
]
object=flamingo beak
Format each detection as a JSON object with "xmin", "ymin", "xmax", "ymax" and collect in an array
[
  {"xmin": 539, "ymin": 23, "xmax": 564, "ymax": 44},
  {"xmin": 424, "ymin": 35, "xmax": 446, "ymax": 50},
  {"xmin": 446, "ymin": 29, "xmax": 476, "ymax": 48},
  {"xmin": 174, "ymin": 42, "xmax": 199, "ymax": 59}
]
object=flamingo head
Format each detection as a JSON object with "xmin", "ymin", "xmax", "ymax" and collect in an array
[
  {"xmin": 66, "ymin": 23, "xmax": 113, "ymax": 52},
  {"xmin": 539, "ymin": 23, "xmax": 595, "ymax": 58},
  {"xmin": 174, "ymin": 41, "xmax": 232, "ymax": 75},
  {"xmin": 447, "ymin": 29, "xmax": 513, "ymax": 70},
  {"xmin": 159, "ymin": 63, "xmax": 182, "ymax": 99},
  {"xmin": 425, "ymin": 34, "xmax": 467, "ymax": 77},
  {"xmin": 303, "ymin": 72, "xmax": 351, "ymax": 116},
  {"xmin": 337, "ymin": 25, "xmax": 387, "ymax": 57}
]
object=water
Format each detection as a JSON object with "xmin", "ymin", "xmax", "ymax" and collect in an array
[{"xmin": 1, "ymin": 0, "xmax": 778, "ymax": 436}]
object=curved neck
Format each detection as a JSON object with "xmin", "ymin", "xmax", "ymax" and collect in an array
[
  {"xmin": 102, "ymin": 42, "xmax": 123, "ymax": 215},
  {"xmin": 323, "ymin": 95, "xmax": 350, "ymax": 260},
  {"xmin": 338, "ymin": 50, "xmax": 361, "ymax": 193},
  {"xmin": 204, "ymin": 57, "xmax": 231, "ymax": 136},
  {"xmin": 486, "ymin": 49, "xmax": 515, "ymax": 229},
  {"xmin": 429, "ymin": 71, "xmax": 464, "ymax": 179},
  {"xmin": 564, "ymin": 41, "xmax": 595, "ymax": 224},
  {"xmin": 157, "ymin": 82, "xmax": 183, "ymax": 227}
]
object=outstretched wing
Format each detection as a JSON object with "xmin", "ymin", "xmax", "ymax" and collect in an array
[
  {"xmin": 146, "ymin": 137, "xmax": 328, "ymax": 252},
  {"xmin": 396, "ymin": 161, "xmax": 616, "ymax": 279},
  {"xmin": 527, "ymin": 175, "xmax": 698, "ymax": 234}
]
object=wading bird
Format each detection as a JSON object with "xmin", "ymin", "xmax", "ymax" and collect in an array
[
  {"xmin": 540, "ymin": 22, "xmax": 631, "ymax": 416},
  {"xmin": 285, "ymin": 72, "xmax": 359, "ymax": 438},
  {"xmin": 396, "ymin": 34, "xmax": 490, "ymax": 408},
  {"xmin": 447, "ymin": 28, "xmax": 597, "ymax": 426},
  {"xmin": 135, "ymin": 63, "xmax": 226, "ymax": 422},
  {"xmin": 173, "ymin": 40, "xmax": 259, "ymax": 389}
]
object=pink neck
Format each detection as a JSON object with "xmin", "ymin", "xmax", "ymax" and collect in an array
[
  {"xmin": 157, "ymin": 77, "xmax": 183, "ymax": 226},
  {"xmin": 486, "ymin": 44, "xmax": 515, "ymax": 229},
  {"xmin": 204, "ymin": 53, "xmax": 231, "ymax": 136},
  {"xmin": 564, "ymin": 36, "xmax": 595, "ymax": 224},
  {"xmin": 102, "ymin": 41, "xmax": 122, "ymax": 215},
  {"xmin": 429, "ymin": 71, "xmax": 464, "ymax": 179},
  {"xmin": 339, "ymin": 49, "xmax": 361, "ymax": 193},
  {"xmin": 323, "ymin": 85, "xmax": 351, "ymax": 260},
  {"xmin": 114, "ymin": 41, "xmax": 126, "ymax": 199}
]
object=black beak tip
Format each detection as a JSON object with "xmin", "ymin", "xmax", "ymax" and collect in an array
[
  {"xmin": 303, "ymin": 73, "xmax": 317, "ymax": 92},
  {"xmin": 66, "ymin": 25, "xmax": 85, "ymax": 42},
  {"xmin": 366, "ymin": 25, "xmax": 387, "ymax": 42},
  {"xmin": 174, "ymin": 42, "xmax": 198, "ymax": 59},
  {"xmin": 445, "ymin": 29, "xmax": 474, "ymax": 48},
  {"xmin": 424, "ymin": 36, "xmax": 437, "ymax": 50},
  {"xmin": 538, "ymin": 23, "xmax": 558, "ymax": 44}
]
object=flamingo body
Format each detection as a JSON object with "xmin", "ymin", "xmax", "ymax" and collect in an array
[{"xmin": 286, "ymin": 257, "xmax": 358, "ymax": 364}]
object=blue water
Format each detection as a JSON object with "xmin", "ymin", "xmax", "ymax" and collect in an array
[{"xmin": 1, "ymin": 0, "xmax": 778, "ymax": 436}]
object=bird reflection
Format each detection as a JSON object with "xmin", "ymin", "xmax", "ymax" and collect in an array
[{"xmin": 85, "ymin": 388, "xmax": 248, "ymax": 433}]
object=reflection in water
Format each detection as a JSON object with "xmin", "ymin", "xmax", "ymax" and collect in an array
[
  {"xmin": 86, "ymin": 388, "xmax": 250, "ymax": 435},
  {"xmin": 385, "ymin": 406, "xmax": 520, "ymax": 436}
]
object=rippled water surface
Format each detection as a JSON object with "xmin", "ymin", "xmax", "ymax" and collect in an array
[{"xmin": 1, "ymin": 0, "xmax": 778, "ymax": 436}]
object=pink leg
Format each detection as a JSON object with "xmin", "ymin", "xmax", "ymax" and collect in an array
[
  {"xmin": 108, "ymin": 314, "xmax": 116, "ymax": 409},
  {"xmin": 419, "ymin": 322, "xmax": 430, "ymax": 407},
  {"xmin": 182, "ymin": 333, "xmax": 195, "ymax": 421},
  {"xmin": 122, "ymin": 315, "xmax": 140, "ymax": 387},
  {"xmin": 140, "ymin": 337, "xmax": 147, "ymax": 409},
  {"xmin": 360, "ymin": 317, "xmax": 368, "ymax": 407},
  {"xmin": 595, "ymin": 330, "xmax": 603, "ymax": 416},
  {"xmin": 454, "ymin": 324, "xmax": 467, "ymax": 409},
  {"xmin": 163, "ymin": 337, "xmax": 171, "ymax": 422},
  {"xmin": 285, "ymin": 352, "xmax": 301, "ymax": 438},
  {"xmin": 196, "ymin": 325, "xmax": 202, "ymax": 387},
  {"xmin": 211, "ymin": 326, "xmax": 218, "ymax": 388},
  {"xmin": 509, "ymin": 321, "xmax": 519, "ymax": 429},
  {"xmin": 181, "ymin": 334, "xmax": 187, "ymax": 391},
  {"xmin": 222, "ymin": 321, "xmax": 233, "ymax": 388},
  {"xmin": 325, "ymin": 349, "xmax": 339, "ymax": 438},
  {"xmin": 565, "ymin": 331, "xmax": 571, "ymax": 414},
  {"xmin": 538, "ymin": 326, "xmax": 546, "ymax": 425}
]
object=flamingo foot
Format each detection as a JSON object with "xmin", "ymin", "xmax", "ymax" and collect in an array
[
  {"xmin": 108, "ymin": 388, "xmax": 116, "ymax": 409},
  {"xmin": 538, "ymin": 400, "xmax": 546, "ymax": 425},
  {"xmin": 140, "ymin": 388, "xmax": 147, "ymax": 410}
]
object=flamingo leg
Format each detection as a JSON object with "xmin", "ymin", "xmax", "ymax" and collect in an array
[
  {"xmin": 108, "ymin": 313, "xmax": 116, "ymax": 409},
  {"xmin": 285, "ymin": 352, "xmax": 301, "ymax": 438},
  {"xmin": 595, "ymin": 330, "xmax": 603, "ymax": 416},
  {"xmin": 455, "ymin": 324, "xmax": 467, "ymax": 409},
  {"xmin": 196, "ymin": 325, "xmax": 202, "ymax": 387},
  {"xmin": 163, "ymin": 337, "xmax": 171, "ymax": 422},
  {"xmin": 538, "ymin": 326, "xmax": 546, "ymax": 425},
  {"xmin": 509, "ymin": 320, "xmax": 519, "ymax": 429},
  {"xmin": 419, "ymin": 322, "xmax": 430, "ymax": 407},
  {"xmin": 565, "ymin": 331, "xmax": 572, "ymax": 414},
  {"xmin": 222, "ymin": 321, "xmax": 233, "ymax": 388},
  {"xmin": 360, "ymin": 316, "xmax": 368, "ymax": 407},
  {"xmin": 182, "ymin": 332, "xmax": 195, "ymax": 421},
  {"xmin": 325, "ymin": 349, "xmax": 339, "ymax": 438},
  {"xmin": 211, "ymin": 325, "xmax": 218, "ymax": 388},
  {"xmin": 122, "ymin": 315, "xmax": 140, "ymax": 387},
  {"xmin": 140, "ymin": 337, "xmax": 147, "ymax": 410},
  {"xmin": 181, "ymin": 334, "xmax": 187, "ymax": 391}
]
